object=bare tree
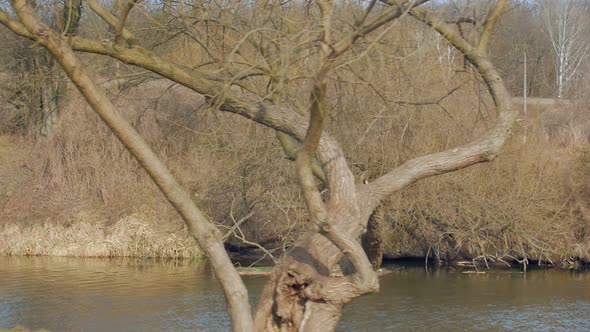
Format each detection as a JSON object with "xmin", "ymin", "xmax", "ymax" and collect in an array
[
  {"xmin": 540, "ymin": 0, "xmax": 590, "ymax": 98},
  {"xmin": 0, "ymin": 0, "xmax": 515, "ymax": 331},
  {"xmin": 0, "ymin": 0, "xmax": 81, "ymax": 136}
]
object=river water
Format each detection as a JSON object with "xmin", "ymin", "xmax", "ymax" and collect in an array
[{"xmin": 1, "ymin": 257, "xmax": 589, "ymax": 331}]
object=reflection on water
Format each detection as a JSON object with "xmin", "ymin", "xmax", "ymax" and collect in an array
[
  {"xmin": 0, "ymin": 257, "xmax": 589, "ymax": 332},
  {"xmin": 341, "ymin": 267, "xmax": 590, "ymax": 332}
]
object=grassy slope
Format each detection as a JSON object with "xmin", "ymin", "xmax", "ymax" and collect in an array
[
  {"xmin": 0, "ymin": 135, "xmax": 203, "ymax": 259},
  {"xmin": 1, "ymin": 84, "xmax": 589, "ymax": 265}
]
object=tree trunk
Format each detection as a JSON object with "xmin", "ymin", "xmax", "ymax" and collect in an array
[
  {"xmin": 8, "ymin": 4, "xmax": 255, "ymax": 330},
  {"xmin": 0, "ymin": 2, "xmax": 515, "ymax": 332},
  {"xmin": 363, "ymin": 204, "xmax": 385, "ymax": 270},
  {"xmin": 40, "ymin": 61, "xmax": 65, "ymax": 136}
]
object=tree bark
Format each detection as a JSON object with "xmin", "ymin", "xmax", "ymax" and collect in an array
[
  {"xmin": 363, "ymin": 204, "xmax": 385, "ymax": 270},
  {"xmin": 0, "ymin": 1, "xmax": 516, "ymax": 331},
  {"xmin": 7, "ymin": 1, "xmax": 254, "ymax": 331},
  {"xmin": 39, "ymin": 59, "xmax": 66, "ymax": 137}
]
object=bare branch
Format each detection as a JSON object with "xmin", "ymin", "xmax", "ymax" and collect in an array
[
  {"xmin": 86, "ymin": 0, "xmax": 137, "ymax": 44},
  {"xmin": 276, "ymin": 132, "xmax": 326, "ymax": 183},
  {"xmin": 0, "ymin": 9, "xmax": 31, "ymax": 38},
  {"xmin": 114, "ymin": 0, "xmax": 138, "ymax": 44},
  {"xmin": 478, "ymin": 0, "xmax": 508, "ymax": 53},
  {"xmin": 447, "ymin": 17, "xmax": 478, "ymax": 25},
  {"xmin": 222, "ymin": 211, "xmax": 255, "ymax": 240},
  {"xmin": 396, "ymin": 80, "xmax": 469, "ymax": 106},
  {"xmin": 354, "ymin": 0, "xmax": 378, "ymax": 27},
  {"xmin": 221, "ymin": 210, "xmax": 278, "ymax": 264},
  {"xmin": 365, "ymin": 1, "xmax": 516, "ymax": 212},
  {"xmin": 295, "ymin": 0, "xmax": 333, "ymax": 223},
  {"xmin": 7, "ymin": 1, "xmax": 254, "ymax": 330},
  {"xmin": 331, "ymin": 0, "xmax": 429, "ymax": 59}
]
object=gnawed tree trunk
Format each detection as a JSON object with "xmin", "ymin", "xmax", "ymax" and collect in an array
[
  {"xmin": 1, "ymin": 1, "xmax": 514, "ymax": 331},
  {"xmin": 363, "ymin": 204, "xmax": 385, "ymax": 270}
]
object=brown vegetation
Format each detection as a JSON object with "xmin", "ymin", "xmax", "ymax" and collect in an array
[
  {"xmin": 3, "ymin": 83, "xmax": 588, "ymax": 264},
  {"xmin": 1, "ymin": 0, "xmax": 590, "ymax": 331},
  {"xmin": 2, "ymin": 1, "xmax": 588, "ymax": 265},
  {"xmin": 0, "ymin": 327, "xmax": 49, "ymax": 332},
  {"xmin": 0, "ymin": 81, "xmax": 303, "ymax": 258}
]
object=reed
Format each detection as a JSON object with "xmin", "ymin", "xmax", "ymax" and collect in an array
[{"xmin": 0, "ymin": 209, "xmax": 203, "ymax": 259}]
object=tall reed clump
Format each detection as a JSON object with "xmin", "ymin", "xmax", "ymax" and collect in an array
[
  {"xmin": 0, "ymin": 327, "xmax": 50, "ymax": 332},
  {"xmin": 0, "ymin": 208, "xmax": 202, "ymax": 258}
]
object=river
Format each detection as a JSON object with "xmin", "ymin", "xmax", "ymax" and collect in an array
[{"xmin": 1, "ymin": 257, "xmax": 589, "ymax": 331}]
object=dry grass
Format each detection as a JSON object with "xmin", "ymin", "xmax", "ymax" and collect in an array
[
  {"xmin": 381, "ymin": 113, "xmax": 590, "ymax": 264},
  {"xmin": 0, "ymin": 136, "xmax": 32, "ymax": 199},
  {"xmin": 0, "ymin": 327, "xmax": 50, "ymax": 332},
  {"xmin": 2, "ymin": 71, "xmax": 590, "ymax": 263},
  {"xmin": 0, "ymin": 207, "xmax": 202, "ymax": 258},
  {"xmin": 1, "ymin": 7, "xmax": 589, "ymax": 264},
  {"xmin": 0, "ymin": 80, "xmax": 306, "ymax": 257},
  {"xmin": 2, "ymin": 71, "xmax": 589, "ymax": 264}
]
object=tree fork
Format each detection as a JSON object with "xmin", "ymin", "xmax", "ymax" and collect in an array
[{"xmin": 1, "ymin": 1, "xmax": 517, "ymax": 331}]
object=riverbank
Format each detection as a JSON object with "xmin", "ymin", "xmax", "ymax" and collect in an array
[
  {"xmin": 0, "ymin": 131, "xmax": 203, "ymax": 259},
  {"xmin": 1, "ymin": 135, "xmax": 201, "ymax": 258},
  {"xmin": 0, "ymin": 211, "xmax": 202, "ymax": 259},
  {"xmin": 1, "ymin": 90, "xmax": 590, "ymax": 263},
  {"xmin": 1, "ymin": 327, "xmax": 49, "ymax": 332}
]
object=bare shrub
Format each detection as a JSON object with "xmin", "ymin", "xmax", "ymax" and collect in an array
[
  {"xmin": 382, "ymin": 112, "xmax": 590, "ymax": 264},
  {"xmin": 1, "ymin": 79, "xmax": 307, "ymax": 254},
  {"xmin": 2, "ymin": 0, "xmax": 589, "ymax": 270}
]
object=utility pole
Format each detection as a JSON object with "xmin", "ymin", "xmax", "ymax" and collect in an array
[
  {"xmin": 523, "ymin": 48, "xmax": 527, "ymax": 115},
  {"xmin": 522, "ymin": 48, "xmax": 528, "ymax": 144}
]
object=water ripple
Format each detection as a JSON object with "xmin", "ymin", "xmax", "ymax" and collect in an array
[{"xmin": 1, "ymin": 257, "xmax": 589, "ymax": 332}]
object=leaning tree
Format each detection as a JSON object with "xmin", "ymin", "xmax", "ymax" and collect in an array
[{"xmin": 1, "ymin": 0, "xmax": 514, "ymax": 331}]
